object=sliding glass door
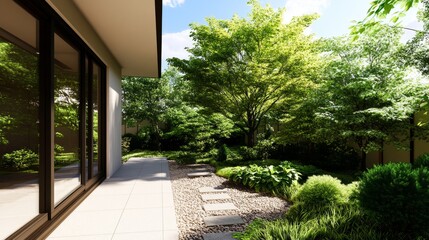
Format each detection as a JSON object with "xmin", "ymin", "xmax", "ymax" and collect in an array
[
  {"xmin": 0, "ymin": 1, "xmax": 40, "ymax": 238},
  {"xmin": 0, "ymin": 1, "xmax": 106, "ymax": 238}
]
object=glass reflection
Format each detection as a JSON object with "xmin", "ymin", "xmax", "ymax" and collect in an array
[
  {"xmin": 0, "ymin": 1, "xmax": 39, "ymax": 238},
  {"xmin": 92, "ymin": 63, "xmax": 100, "ymax": 177},
  {"xmin": 54, "ymin": 33, "xmax": 81, "ymax": 205}
]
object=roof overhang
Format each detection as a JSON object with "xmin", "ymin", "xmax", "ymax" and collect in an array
[{"xmin": 48, "ymin": 0, "xmax": 162, "ymax": 78}]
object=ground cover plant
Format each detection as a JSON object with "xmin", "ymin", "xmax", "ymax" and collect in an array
[{"xmin": 229, "ymin": 161, "xmax": 300, "ymax": 195}]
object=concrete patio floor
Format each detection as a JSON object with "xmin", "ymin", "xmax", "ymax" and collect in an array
[{"xmin": 47, "ymin": 157, "xmax": 179, "ymax": 240}]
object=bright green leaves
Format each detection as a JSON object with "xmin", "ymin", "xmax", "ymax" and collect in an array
[
  {"xmin": 169, "ymin": 1, "xmax": 321, "ymax": 146},
  {"xmin": 229, "ymin": 161, "xmax": 300, "ymax": 195}
]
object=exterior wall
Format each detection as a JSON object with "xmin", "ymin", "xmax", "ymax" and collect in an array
[
  {"xmin": 47, "ymin": 0, "xmax": 123, "ymax": 177},
  {"xmin": 107, "ymin": 67, "xmax": 122, "ymax": 177},
  {"xmin": 367, "ymin": 111, "xmax": 429, "ymax": 167}
]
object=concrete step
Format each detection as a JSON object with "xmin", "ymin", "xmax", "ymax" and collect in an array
[
  {"xmin": 201, "ymin": 193, "xmax": 231, "ymax": 201},
  {"xmin": 202, "ymin": 232, "xmax": 237, "ymax": 240},
  {"xmin": 198, "ymin": 187, "xmax": 227, "ymax": 193},
  {"xmin": 187, "ymin": 172, "xmax": 212, "ymax": 178},
  {"xmin": 204, "ymin": 215, "xmax": 244, "ymax": 226},
  {"xmin": 203, "ymin": 203, "xmax": 238, "ymax": 211}
]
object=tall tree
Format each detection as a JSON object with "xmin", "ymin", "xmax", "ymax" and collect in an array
[
  {"xmin": 122, "ymin": 70, "xmax": 171, "ymax": 150},
  {"xmin": 168, "ymin": 0, "xmax": 322, "ymax": 147},
  {"xmin": 307, "ymin": 25, "xmax": 425, "ymax": 170}
]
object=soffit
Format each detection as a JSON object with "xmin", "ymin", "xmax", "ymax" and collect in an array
[{"xmin": 73, "ymin": 0, "xmax": 160, "ymax": 77}]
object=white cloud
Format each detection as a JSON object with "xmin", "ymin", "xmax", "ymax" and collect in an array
[
  {"xmin": 163, "ymin": 0, "xmax": 185, "ymax": 8},
  {"xmin": 162, "ymin": 29, "xmax": 193, "ymax": 69},
  {"xmin": 283, "ymin": 0, "xmax": 331, "ymax": 23}
]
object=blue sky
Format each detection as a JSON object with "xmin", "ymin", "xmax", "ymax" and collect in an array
[{"xmin": 161, "ymin": 0, "xmax": 421, "ymax": 70}]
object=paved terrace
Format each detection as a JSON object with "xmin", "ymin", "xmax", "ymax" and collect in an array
[{"xmin": 48, "ymin": 157, "xmax": 179, "ymax": 240}]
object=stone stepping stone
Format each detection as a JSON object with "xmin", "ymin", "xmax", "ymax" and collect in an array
[
  {"xmin": 204, "ymin": 215, "xmax": 244, "ymax": 226},
  {"xmin": 187, "ymin": 172, "xmax": 212, "ymax": 178},
  {"xmin": 199, "ymin": 187, "xmax": 227, "ymax": 193},
  {"xmin": 186, "ymin": 163, "xmax": 209, "ymax": 168},
  {"xmin": 203, "ymin": 203, "xmax": 238, "ymax": 211},
  {"xmin": 202, "ymin": 232, "xmax": 237, "ymax": 240},
  {"xmin": 201, "ymin": 193, "xmax": 231, "ymax": 201},
  {"xmin": 190, "ymin": 167, "xmax": 211, "ymax": 173}
]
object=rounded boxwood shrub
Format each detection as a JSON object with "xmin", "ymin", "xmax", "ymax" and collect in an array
[
  {"xmin": 414, "ymin": 153, "xmax": 429, "ymax": 169},
  {"xmin": 358, "ymin": 163, "xmax": 429, "ymax": 236},
  {"xmin": 292, "ymin": 175, "xmax": 347, "ymax": 208},
  {"xmin": 216, "ymin": 144, "xmax": 227, "ymax": 162}
]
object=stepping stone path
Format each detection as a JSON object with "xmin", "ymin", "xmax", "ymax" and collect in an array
[
  {"xmin": 187, "ymin": 171, "xmax": 212, "ymax": 178},
  {"xmin": 187, "ymin": 167, "xmax": 212, "ymax": 178},
  {"xmin": 204, "ymin": 215, "xmax": 244, "ymax": 226},
  {"xmin": 189, "ymin": 168, "xmax": 245, "ymax": 239},
  {"xmin": 201, "ymin": 193, "xmax": 231, "ymax": 201}
]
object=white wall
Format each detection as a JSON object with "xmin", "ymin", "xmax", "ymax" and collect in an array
[
  {"xmin": 47, "ymin": 0, "xmax": 123, "ymax": 177},
  {"xmin": 106, "ymin": 67, "xmax": 122, "ymax": 177}
]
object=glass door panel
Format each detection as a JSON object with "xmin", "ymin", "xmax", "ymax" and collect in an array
[
  {"xmin": 92, "ymin": 63, "xmax": 101, "ymax": 177},
  {"xmin": 0, "ymin": 1, "xmax": 40, "ymax": 238},
  {"xmin": 53, "ymin": 33, "xmax": 81, "ymax": 205}
]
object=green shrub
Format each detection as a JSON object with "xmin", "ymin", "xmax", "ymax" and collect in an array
[
  {"xmin": 239, "ymin": 146, "xmax": 258, "ymax": 161},
  {"xmin": 1, "ymin": 149, "xmax": 38, "ymax": 170},
  {"xmin": 229, "ymin": 161, "xmax": 300, "ymax": 195},
  {"xmin": 414, "ymin": 153, "xmax": 429, "ymax": 169},
  {"xmin": 122, "ymin": 133, "xmax": 143, "ymax": 151},
  {"xmin": 174, "ymin": 151, "xmax": 197, "ymax": 165},
  {"xmin": 121, "ymin": 136, "xmax": 131, "ymax": 154},
  {"xmin": 292, "ymin": 175, "xmax": 348, "ymax": 209},
  {"xmin": 216, "ymin": 144, "xmax": 227, "ymax": 162},
  {"xmin": 254, "ymin": 139, "xmax": 274, "ymax": 160},
  {"xmin": 358, "ymin": 163, "xmax": 429, "ymax": 236}
]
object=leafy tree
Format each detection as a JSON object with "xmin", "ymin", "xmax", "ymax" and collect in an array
[
  {"xmin": 122, "ymin": 71, "xmax": 170, "ymax": 150},
  {"xmin": 288, "ymin": 25, "xmax": 426, "ymax": 170},
  {"xmin": 168, "ymin": 0, "xmax": 322, "ymax": 147},
  {"xmin": 163, "ymin": 106, "xmax": 237, "ymax": 152}
]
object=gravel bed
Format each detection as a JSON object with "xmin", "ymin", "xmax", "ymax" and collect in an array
[{"xmin": 168, "ymin": 161, "xmax": 291, "ymax": 240}]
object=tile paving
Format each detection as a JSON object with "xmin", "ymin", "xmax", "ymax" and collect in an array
[{"xmin": 47, "ymin": 157, "xmax": 178, "ymax": 240}]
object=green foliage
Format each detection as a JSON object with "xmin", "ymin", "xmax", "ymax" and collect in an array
[
  {"xmin": 284, "ymin": 23, "xmax": 425, "ymax": 170},
  {"xmin": 229, "ymin": 161, "xmax": 300, "ymax": 195},
  {"xmin": 174, "ymin": 151, "xmax": 197, "ymax": 165},
  {"xmin": 122, "ymin": 136, "xmax": 131, "ymax": 154},
  {"xmin": 1, "ymin": 149, "xmax": 38, "ymax": 170},
  {"xmin": 0, "ymin": 115, "xmax": 13, "ymax": 145},
  {"xmin": 164, "ymin": 106, "xmax": 237, "ymax": 152},
  {"xmin": 239, "ymin": 146, "xmax": 258, "ymax": 161},
  {"xmin": 122, "ymin": 133, "xmax": 143, "ymax": 151},
  {"xmin": 289, "ymin": 163, "xmax": 326, "ymax": 183},
  {"xmin": 414, "ymin": 153, "xmax": 429, "ymax": 168},
  {"xmin": 254, "ymin": 138, "xmax": 275, "ymax": 160},
  {"xmin": 168, "ymin": 1, "xmax": 322, "ymax": 147},
  {"xmin": 292, "ymin": 175, "xmax": 348, "ymax": 209},
  {"xmin": 358, "ymin": 163, "xmax": 429, "ymax": 236},
  {"xmin": 216, "ymin": 144, "xmax": 228, "ymax": 162},
  {"xmin": 235, "ymin": 204, "xmax": 381, "ymax": 240}
]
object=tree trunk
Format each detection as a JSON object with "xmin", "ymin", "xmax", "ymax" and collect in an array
[{"xmin": 246, "ymin": 130, "xmax": 255, "ymax": 147}]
